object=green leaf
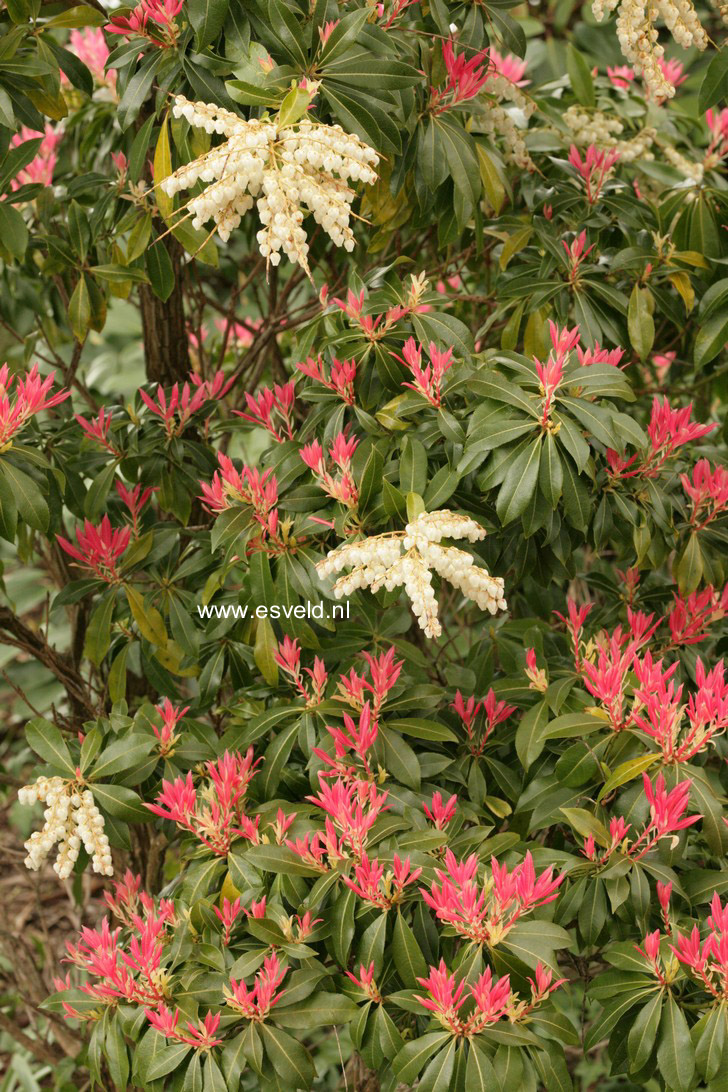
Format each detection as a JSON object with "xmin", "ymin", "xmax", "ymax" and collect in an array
[
  {"xmin": 0, "ymin": 200, "xmax": 28, "ymax": 261},
  {"xmin": 219, "ymin": 707, "xmax": 298, "ymax": 751},
  {"xmin": 146, "ymin": 239, "xmax": 175, "ymax": 302},
  {"xmin": 321, "ymin": 55, "xmax": 421, "ymax": 90},
  {"xmin": 600, "ymin": 755, "xmax": 659, "ymax": 801},
  {"xmin": 0, "ymin": 463, "xmax": 18, "ymax": 541},
  {"xmin": 278, "ymin": 87, "xmax": 312, "ymax": 128},
  {"xmin": 419, "ymin": 1040, "xmax": 457, "ymax": 1092},
  {"xmin": 153, "ymin": 113, "xmax": 174, "ymax": 222},
  {"xmin": 628, "ymin": 284, "xmax": 655, "ymax": 361},
  {"xmin": 84, "ymin": 461, "xmax": 118, "ymax": 519},
  {"xmin": 105, "ymin": 1018, "xmax": 130, "ymax": 1091},
  {"xmin": 254, "ymin": 615, "xmax": 279, "ymax": 686},
  {"xmin": 694, "ymin": 1004, "xmax": 727, "ymax": 1081},
  {"xmin": 532, "ymin": 1041, "xmax": 573, "ymax": 1092},
  {"xmin": 423, "ymin": 465, "xmax": 460, "ymax": 509},
  {"xmin": 567, "ymin": 43, "xmax": 595, "ymax": 106},
  {"xmin": 539, "ymin": 432, "xmax": 563, "ymax": 509},
  {"xmin": 83, "ymin": 592, "xmax": 116, "ymax": 666},
  {"xmin": 515, "ymin": 700, "xmax": 549, "ymax": 770},
  {"xmin": 327, "ymin": 887, "xmax": 355, "ymax": 968},
  {"xmin": 183, "ymin": 1051, "xmax": 204, "ymax": 1091},
  {"xmin": 585, "ymin": 987, "xmax": 658, "ymax": 1051},
  {"xmin": 242, "ymin": 844, "xmax": 321, "ymax": 876},
  {"xmin": 25, "ymin": 717, "xmax": 75, "ymax": 776},
  {"xmin": 125, "ymin": 585, "xmax": 168, "ymax": 647},
  {"xmin": 628, "ymin": 991, "xmax": 663, "ymax": 1073},
  {"xmin": 393, "ymin": 1032, "xmax": 452, "ymax": 1084},
  {"xmin": 436, "ymin": 116, "xmax": 481, "ymax": 229},
  {"xmin": 493, "ymin": 1045, "xmax": 523, "ymax": 1090},
  {"xmin": 502, "ymin": 920, "xmax": 572, "ymax": 972},
  {"xmin": 399, "ymin": 436, "xmax": 427, "ymax": 495},
  {"xmin": 273, "ymin": 994, "xmax": 357, "ymax": 1029},
  {"xmin": 188, "ymin": 0, "xmax": 230, "ymax": 51},
  {"xmin": 578, "ymin": 878, "xmax": 607, "ymax": 945},
  {"xmin": 676, "ymin": 533, "xmax": 703, "ymax": 595},
  {"xmin": 386, "ymin": 718, "xmax": 457, "ymax": 744},
  {"xmin": 44, "ymin": 6, "xmax": 107, "ymax": 27},
  {"xmin": 227, "ymin": 79, "xmax": 280, "ymax": 107},
  {"xmin": 127, "ymin": 114, "xmax": 156, "ymax": 183},
  {"xmin": 380, "ymin": 726, "xmax": 420, "ymax": 790},
  {"xmin": 108, "ymin": 646, "xmax": 129, "ymax": 704},
  {"xmin": 90, "ymin": 735, "xmax": 155, "ymax": 780},
  {"xmin": 699, "ymin": 47, "xmax": 728, "ymax": 113},
  {"xmin": 685, "ymin": 769, "xmax": 728, "ymax": 856},
  {"xmin": 146, "ymin": 1043, "xmax": 192, "ymax": 1081},
  {"xmin": 358, "ymin": 912, "xmax": 388, "ymax": 975},
  {"xmin": 358, "ymin": 445, "xmax": 384, "ymax": 512},
  {"xmin": 259, "ymin": 721, "xmax": 298, "ymax": 796},
  {"xmin": 68, "ymin": 274, "xmax": 91, "ymax": 342},
  {"xmin": 544, "ymin": 712, "xmax": 606, "ymax": 739},
  {"xmin": 411, "ymin": 311, "xmax": 474, "ymax": 358},
  {"xmin": 476, "ymin": 144, "xmax": 506, "ymax": 213},
  {"xmin": 118, "ymin": 52, "xmax": 160, "ymax": 130},
  {"xmin": 466, "ymin": 1038, "xmax": 497, "ymax": 1091},
  {"xmin": 657, "ymin": 995, "xmax": 694, "ymax": 1092},
  {"xmin": 322, "ymin": 79, "xmax": 401, "ymax": 155},
  {"xmin": 560, "ymin": 456, "xmax": 590, "ymax": 531},
  {"xmin": 68, "ymin": 200, "xmax": 90, "ymax": 263},
  {"xmin": 496, "ymin": 437, "xmax": 541, "ymax": 524},
  {"xmin": 203, "ymin": 1055, "xmax": 226, "ymax": 1092},
  {"xmin": 259, "ymin": 1024, "xmax": 315, "ymax": 1088},
  {"xmin": 392, "ymin": 912, "xmax": 427, "ymax": 987},
  {"xmin": 694, "ymin": 311, "xmax": 728, "ymax": 369},
  {"xmin": 559, "ymin": 807, "xmax": 610, "ymax": 847},
  {"xmin": 90, "ymin": 783, "xmax": 147, "ymax": 821}
]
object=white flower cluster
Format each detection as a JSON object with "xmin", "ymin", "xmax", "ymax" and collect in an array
[
  {"xmin": 18, "ymin": 776, "xmax": 113, "ymax": 879},
  {"xmin": 709, "ymin": 0, "xmax": 728, "ymax": 24},
  {"xmin": 662, "ymin": 143, "xmax": 704, "ymax": 182},
  {"xmin": 480, "ymin": 103, "xmax": 534, "ymax": 170},
  {"xmin": 592, "ymin": 0, "xmax": 707, "ymax": 100},
  {"xmin": 564, "ymin": 106, "xmax": 624, "ymax": 145},
  {"xmin": 617, "ymin": 128, "xmax": 657, "ymax": 163},
  {"xmin": 316, "ymin": 510, "xmax": 507, "ymax": 639},
  {"xmin": 563, "ymin": 107, "xmax": 655, "ymax": 163},
  {"xmin": 159, "ymin": 96, "xmax": 379, "ymax": 275}
]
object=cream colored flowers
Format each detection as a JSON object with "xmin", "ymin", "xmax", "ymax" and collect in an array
[
  {"xmin": 18, "ymin": 775, "xmax": 113, "ymax": 879},
  {"xmin": 563, "ymin": 107, "xmax": 656, "ymax": 163},
  {"xmin": 592, "ymin": 0, "xmax": 707, "ymax": 100},
  {"xmin": 159, "ymin": 96, "xmax": 379, "ymax": 275},
  {"xmin": 316, "ymin": 510, "xmax": 507, "ymax": 638}
]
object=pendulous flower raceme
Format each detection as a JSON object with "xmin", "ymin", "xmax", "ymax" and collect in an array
[
  {"xmin": 19, "ymin": 775, "xmax": 113, "ymax": 878},
  {"xmin": 591, "ymin": 0, "xmax": 708, "ymax": 101},
  {"xmin": 316, "ymin": 509, "xmax": 507, "ymax": 638},
  {"xmin": 158, "ymin": 96, "xmax": 379, "ymax": 275}
]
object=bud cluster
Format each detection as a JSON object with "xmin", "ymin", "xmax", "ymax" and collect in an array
[
  {"xmin": 160, "ymin": 97, "xmax": 378, "ymax": 274},
  {"xmin": 317, "ymin": 510, "xmax": 506, "ymax": 639},
  {"xmin": 19, "ymin": 776, "xmax": 113, "ymax": 879},
  {"xmin": 591, "ymin": 0, "xmax": 707, "ymax": 101}
]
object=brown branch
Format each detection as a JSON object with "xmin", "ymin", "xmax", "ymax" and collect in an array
[
  {"xmin": 0, "ymin": 1010, "xmax": 64, "ymax": 1067},
  {"xmin": 0, "ymin": 606, "xmax": 96, "ymax": 722}
]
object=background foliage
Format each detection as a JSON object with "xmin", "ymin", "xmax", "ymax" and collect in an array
[{"xmin": 0, "ymin": 0, "xmax": 727, "ymax": 1088}]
